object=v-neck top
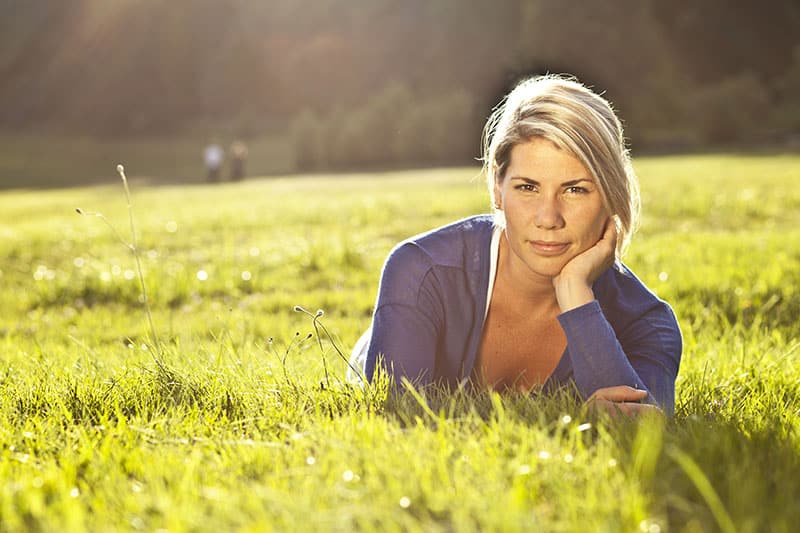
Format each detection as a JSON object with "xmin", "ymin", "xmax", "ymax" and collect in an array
[
  {"xmin": 484, "ymin": 225, "xmax": 502, "ymax": 322},
  {"xmin": 348, "ymin": 215, "xmax": 682, "ymax": 414}
]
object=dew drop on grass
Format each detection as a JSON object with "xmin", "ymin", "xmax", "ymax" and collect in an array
[
  {"xmin": 342, "ymin": 470, "xmax": 355, "ymax": 482},
  {"xmin": 538, "ymin": 451, "xmax": 551, "ymax": 460},
  {"xmin": 577, "ymin": 423, "xmax": 592, "ymax": 432},
  {"xmin": 165, "ymin": 221, "xmax": 178, "ymax": 233},
  {"xmin": 241, "ymin": 271, "xmax": 252, "ymax": 281},
  {"xmin": 399, "ymin": 496, "xmax": 411, "ymax": 509},
  {"xmin": 739, "ymin": 188, "xmax": 755, "ymax": 201},
  {"xmin": 517, "ymin": 464, "xmax": 531, "ymax": 475},
  {"xmin": 123, "ymin": 270, "xmax": 135, "ymax": 280},
  {"xmin": 640, "ymin": 520, "xmax": 662, "ymax": 533},
  {"xmin": 197, "ymin": 270, "xmax": 208, "ymax": 281},
  {"xmin": 306, "ymin": 456, "xmax": 316, "ymax": 466},
  {"xmin": 249, "ymin": 247, "xmax": 260, "ymax": 257},
  {"xmin": 563, "ymin": 454, "xmax": 574, "ymax": 464},
  {"xmin": 561, "ymin": 415, "xmax": 572, "ymax": 424},
  {"xmin": 608, "ymin": 458, "xmax": 618, "ymax": 468},
  {"xmin": 73, "ymin": 257, "xmax": 85, "ymax": 268},
  {"xmin": 658, "ymin": 271, "xmax": 669, "ymax": 282},
  {"xmin": 70, "ymin": 487, "xmax": 80, "ymax": 498}
]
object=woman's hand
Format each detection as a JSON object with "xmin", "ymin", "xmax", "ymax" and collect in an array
[
  {"xmin": 586, "ymin": 385, "xmax": 663, "ymax": 418},
  {"xmin": 553, "ymin": 218, "xmax": 618, "ymax": 312}
]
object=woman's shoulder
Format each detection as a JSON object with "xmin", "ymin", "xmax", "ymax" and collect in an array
[
  {"xmin": 387, "ymin": 215, "xmax": 495, "ymax": 270},
  {"xmin": 376, "ymin": 215, "xmax": 494, "ymax": 306}
]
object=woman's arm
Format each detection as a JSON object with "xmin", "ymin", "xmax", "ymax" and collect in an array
[
  {"xmin": 553, "ymin": 221, "xmax": 682, "ymax": 414},
  {"xmin": 558, "ymin": 300, "xmax": 682, "ymax": 414},
  {"xmin": 364, "ymin": 244, "xmax": 444, "ymax": 386}
]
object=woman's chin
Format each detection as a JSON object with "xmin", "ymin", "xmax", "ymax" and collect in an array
[{"xmin": 523, "ymin": 257, "xmax": 571, "ymax": 280}]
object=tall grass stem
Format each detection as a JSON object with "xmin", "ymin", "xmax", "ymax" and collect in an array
[{"xmin": 116, "ymin": 165, "xmax": 163, "ymax": 364}]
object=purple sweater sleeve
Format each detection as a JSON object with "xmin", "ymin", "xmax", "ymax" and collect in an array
[
  {"xmin": 557, "ymin": 300, "xmax": 681, "ymax": 414},
  {"xmin": 364, "ymin": 244, "xmax": 444, "ymax": 386}
]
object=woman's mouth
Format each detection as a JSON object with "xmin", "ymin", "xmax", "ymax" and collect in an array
[{"xmin": 529, "ymin": 240, "xmax": 569, "ymax": 256}]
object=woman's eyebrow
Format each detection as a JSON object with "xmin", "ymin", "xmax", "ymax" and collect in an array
[{"xmin": 509, "ymin": 176, "xmax": 594, "ymax": 186}]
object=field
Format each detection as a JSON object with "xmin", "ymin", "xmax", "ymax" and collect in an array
[{"xmin": 1, "ymin": 153, "xmax": 799, "ymax": 531}]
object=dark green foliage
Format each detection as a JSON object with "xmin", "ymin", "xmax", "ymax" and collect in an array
[{"xmin": 1, "ymin": 0, "xmax": 799, "ymax": 184}]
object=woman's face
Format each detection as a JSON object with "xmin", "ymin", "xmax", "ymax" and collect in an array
[{"xmin": 495, "ymin": 137, "xmax": 609, "ymax": 280}]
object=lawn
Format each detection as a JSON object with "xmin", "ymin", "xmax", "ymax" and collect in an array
[{"xmin": 0, "ymin": 153, "xmax": 798, "ymax": 531}]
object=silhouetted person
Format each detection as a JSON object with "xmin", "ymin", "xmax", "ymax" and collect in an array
[
  {"xmin": 204, "ymin": 142, "xmax": 224, "ymax": 182},
  {"xmin": 229, "ymin": 140, "xmax": 249, "ymax": 181}
]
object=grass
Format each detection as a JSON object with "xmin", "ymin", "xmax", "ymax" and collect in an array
[{"xmin": 0, "ymin": 153, "xmax": 799, "ymax": 531}]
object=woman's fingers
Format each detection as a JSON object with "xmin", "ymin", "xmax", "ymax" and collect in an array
[
  {"xmin": 602, "ymin": 217, "xmax": 618, "ymax": 245},
  {"xmin": 598, "ymin": 218, "xmax": 618, "ymax": 267},
  {"xmin": 614, "ymin": 402, "xmax": 663, "ymax": 417},
  {"xmin": 587, "ymin": 385, "xmax": 662, "ymax": 420},
  {"xmin": 588, "ymin": 385, "xmax": 648, "ymax": 403},
  {"xmin": 588, "ymin": 398, "xmax": 663, "ymax": 418}
]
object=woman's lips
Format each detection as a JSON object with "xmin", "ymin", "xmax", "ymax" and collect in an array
[{"xmin": 529, "ymin": 240, "xmax": 569, "ymax": 255}]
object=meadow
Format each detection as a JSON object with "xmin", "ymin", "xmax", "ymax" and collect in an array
[{"xmin": 0, "ymin": 153, "xmax": 798, "ymax": 531}]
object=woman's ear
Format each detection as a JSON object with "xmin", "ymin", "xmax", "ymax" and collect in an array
[{"xmin": 493, "ymin": 179, "xmax": 503, "ymax": 210}]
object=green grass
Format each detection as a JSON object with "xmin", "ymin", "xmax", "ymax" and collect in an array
[{"xmin": 0, "ymin": 153, "xmax": 799, "ymax": 531}]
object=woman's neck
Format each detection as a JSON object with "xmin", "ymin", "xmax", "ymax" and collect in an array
[{"xmin": 496, "ymin": 233, "xmax": 560, "ymax": 313}]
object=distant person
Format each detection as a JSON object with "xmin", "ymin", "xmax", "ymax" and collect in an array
[
  {"xmin": 204, "ymin": 142, "xmax": 224, "ymax": 182},
  {"xmin": 229, "ymin": 140, "xmax": 249, "ymax": 181},
  {"xmin": 348, "ymin": 75, "xmax": 682, "ymax": 416}
]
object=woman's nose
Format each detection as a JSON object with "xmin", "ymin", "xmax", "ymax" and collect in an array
[{"xmin": 534, "ymin": 198, "xmax": 565, "ymax": 229}]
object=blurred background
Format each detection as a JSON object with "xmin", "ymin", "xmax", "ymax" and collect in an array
[{"xmin": 1, "ymin": 0, "xmax": 799, "ymax": 188}]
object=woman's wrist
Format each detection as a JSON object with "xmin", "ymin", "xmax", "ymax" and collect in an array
[{"xmin": 553, "ymin": 275, "xmax": 595, "ymax": 312}]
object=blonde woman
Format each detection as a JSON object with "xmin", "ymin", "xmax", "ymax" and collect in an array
[{"xmin": 350, "ymin": 75, "xmax": 682, "ymax": 416}]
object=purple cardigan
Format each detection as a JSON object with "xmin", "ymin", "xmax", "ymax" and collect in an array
[{"xmin": 350, "ymin": 215, "xmax": 682, "ymax": 414}]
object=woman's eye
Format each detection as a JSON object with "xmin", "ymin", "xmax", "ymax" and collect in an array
[
  {"xmin": 565, "ymin": 186, "xmax": 588, "ymax": 194},
  {"xmin": 516, "ymin": 184, "xmax": 535, "ymax": 192}
]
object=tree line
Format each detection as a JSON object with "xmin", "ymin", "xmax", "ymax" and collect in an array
[{"xmin": 1, "ymin": 0, "xmax": 798, "ymax": 170}]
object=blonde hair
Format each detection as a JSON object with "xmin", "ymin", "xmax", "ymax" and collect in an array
[{"xmin": 482, "ymin": 74, "xmax": 640, "ymax": 256}]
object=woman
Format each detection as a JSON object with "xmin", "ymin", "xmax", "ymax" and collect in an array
[{"xmin": 349, "ymin": 75, "xmax": 682, "ymax": 416}]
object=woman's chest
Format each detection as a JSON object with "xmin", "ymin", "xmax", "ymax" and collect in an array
[{"xmin": 475, "ymin": 303, "xmax": 566, "ymax": 390}]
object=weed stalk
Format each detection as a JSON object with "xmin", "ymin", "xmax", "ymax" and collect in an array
[
  {"xmin": 117, "ymin": 165, "xmax": 162, "ymax": 362},
  {"xmin": 77, "ymin": 164, "xmax": 165, "ymax": 370}
]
